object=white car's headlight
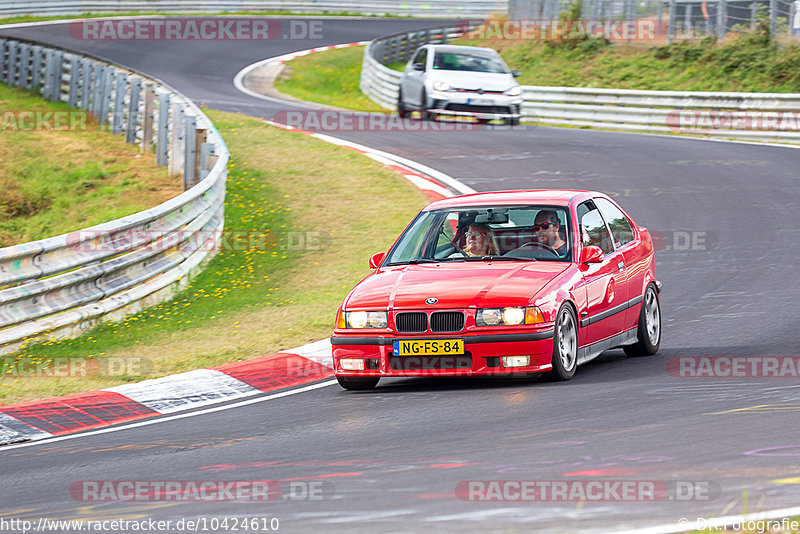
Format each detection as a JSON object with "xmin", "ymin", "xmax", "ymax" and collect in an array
[
  {"xmin": 476, "ymin": 307, "xmax": 544, "ymax": 326},
  {"xmin": 505, "ymin": 86, "xmax": 522, "ymax": 97},
  {"xmin": 432, "ymin": 81, "xmax": 450, "ymax": 92},
  {"xmin": 344, "ymin": 311, "xmax": 388, "ymax": 329}
]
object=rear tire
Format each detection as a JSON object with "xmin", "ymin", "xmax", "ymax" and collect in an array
[
  {"xmin": 337, "ymin": 376, "xmax": 380, "ymax": 390},
  {"xmin": 624, "ymin": 284, "xmax": 661, "ymax": 357},
  {"xmin": 505, "ymin": 117, "xmax": 520, "ymax": 126},
  {"xmin": 549, "ymin": 304, "xmax": 578, "ymax": 380}
]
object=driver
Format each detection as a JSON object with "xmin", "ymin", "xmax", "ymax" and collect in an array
[
  {"xmin": 463, "ymin": 223, "xmax": 499, "ymax": 257},
  {"xmin": 533, "ymin": 211, "xmax": 567, "ymax": 256}
]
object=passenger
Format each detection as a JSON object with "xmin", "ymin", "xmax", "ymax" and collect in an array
[{"xmin": 463, "ymin": 223, "xmax": 499, "ymax": 257}]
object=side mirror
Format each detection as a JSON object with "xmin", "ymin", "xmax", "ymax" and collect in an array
[
  {"xmin": 369, "ymin": 252, "xmax": 386, "ymax": 269},
  {"xmin": 511, "ymin": 69, "xmax": 521, "ymax": 77},
  {"xmin": 412, "ymin": 62, "xmax": 425, "ymax": 71},
  {"xmin": 580, "ymin": 246, "xmax": 604, "ymax": 264}
]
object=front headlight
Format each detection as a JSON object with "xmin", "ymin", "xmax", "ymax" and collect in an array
[
  {"xmin": 432, "ymin": 80, "xmax": 450, "ymax": 92},
  {"xmin": 345, "ymin": 311, "xmax": 388, "ymax": 329},
  {"xmin": 476, "ymin": 307, "xmax": 544, "ymax": 326},
  {"xmin": 505, "ymin": 86, "xmax": 522, "ymax": 97}
]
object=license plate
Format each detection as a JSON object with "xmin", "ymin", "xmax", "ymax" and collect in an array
[
  {"xmin": 392, "ymin": 339, "xmax": 464, "ymax": 356},
  {"xmin": 467, "ymin": 98, "xmax": 492, "ymax": 106}
]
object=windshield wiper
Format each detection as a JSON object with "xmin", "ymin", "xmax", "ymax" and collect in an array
[
  {"xmin": 386, "ymin": 258, "xmax": 440, "ymax": 266},
  {"xmin": 463, "ymin": 255, "xmax": 534, "ymax": 261}
]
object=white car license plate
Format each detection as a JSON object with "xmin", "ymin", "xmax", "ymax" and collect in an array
[{"xmin": 467, "ymin": 98, "xmax": 492, "ymax": 106}]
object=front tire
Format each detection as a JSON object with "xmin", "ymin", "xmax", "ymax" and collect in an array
[
  {"xmin": 419, "ymin": 89, "xmax": 432, "ymax": 121},
  {"xmin": 397, "ymin": 89, "xmax": 409, "ymax": 119},
  {"xmin": 549, "ymin": 305, "xmax": 578, "ymax": 380},
  {"xmin": 337, "ymin": 376, "xmax": 379, "ymax": 390},
  {"xmin": 624, "ymin": 284, "xmax": 661, "ymax": 357}
]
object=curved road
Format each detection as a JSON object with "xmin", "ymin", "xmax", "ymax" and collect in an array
[{"xmin": 2, "ymin": 18, "xmax": 800, "ymax": 533}]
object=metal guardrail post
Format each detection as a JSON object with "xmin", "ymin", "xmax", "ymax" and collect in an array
[
  {"xmin": 100, "ymin": 67, "xmax": 114, "ymax": 124},
  {"xmin": 41, "ymin": 49, "xmax": 51, "ymax": 99},
  {"xmin": 30, "ymin": 45, "xmax": 42, "ymax": 91},
  {"xmin": 112, "ymin": 71, "xmax": 126, "ymax": 134},
  {"xmin": 668, "ymin": 0, "xmax": 676, "ymax": 42},
  {"xmin": 769, "ymin": 0, "xmax": 777, "ymax": 36},
  {"xmin": 193, "ymin": 127, "xmax": 207, "ymax": 186},
  {"xmin": 169, "ymin": 103, "xmax": 185, "ymax": 176},
  {"xmin": 6, "ymin": 41, "xmax": 17, "ymax": 87},
  {"xmin": 156, "ymin": 91, "xmax": 170, "ymax": 167},
  {"xmin": 142, "ymin": 83, "xmax": 156, "ymax": 153},
  {"xmin": 52, "ymin": 50, "xmax": 64, "ymax": 102},
  {"xmin": 685, "ymin": 3, "xmax": 693, "ymax": 35},
  {"xmin": 91, "ymin": 64, "xmax": 104, "ymax": 119},
  {"xmin": 183, "ymin": 114, "xmax": 197, "ymax": 190},
  {"xmin": 200, "ymin": 142, "xmax": 214, "ymax": 180},
  {"xmin": 79, "ymin": 58, "xmax": 91, "ymax": 109},
  {"xmin": 126, "ymin": 77, "xmax": 142, "ymax": 143},
  {"xmin": 18, "ymin": 43, "xmax": 30, "ymax": 89},
  {"xmin": 67, "ymin": 55, "xmax": 80, "ymax": 107}
]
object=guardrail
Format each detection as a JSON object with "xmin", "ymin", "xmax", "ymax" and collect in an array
[
  {"xmin": 0, "ymin": 37, "xmax": 229, "ymax": 354},
  {"xmin": 0, "ymin": 1, "xmax": 508, "ymax": 18},
  {"xmin": 360, "ymin": 26, "xmax": 800, "ymax": 142}
]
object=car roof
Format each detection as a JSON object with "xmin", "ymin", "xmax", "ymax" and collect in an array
[
  {"xmin": 425, "ymin": 190, "xmax": 596, "ymax": 210},
  {"xmin": 426, "ymin": 44, "xmax": 499, "ymax": 55}
]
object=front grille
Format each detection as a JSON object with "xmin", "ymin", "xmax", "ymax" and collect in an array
[
  {"xmin": 444, "ymin": 104, "xmax": 512, "ymax": 114},
  {"xmin": 430, "ymin": 311, "xmax": 464, "ymax": 333},
  {"xmin": 390, "ymin": 354, "xmax": 473, "ymax": 370},
  {"xmin": 395, "ymin": 312, "xmax": 427, "ymax": 333}
]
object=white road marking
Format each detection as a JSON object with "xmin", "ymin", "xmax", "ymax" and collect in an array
[{"xmin": 0, "ymin": 380, "xmax": 337, "ymax": 452}]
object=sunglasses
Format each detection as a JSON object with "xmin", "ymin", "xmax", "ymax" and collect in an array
[
  {"xmin": 465, "ymin": 231, "xmax": 488, "ymax": 238},
  {"xmin": 532, "ymin": 222, "xmax": 557, "ymax": 231}
]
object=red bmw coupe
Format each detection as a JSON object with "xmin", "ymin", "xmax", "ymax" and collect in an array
[{"xmin": 331, "ymin": 190, "xmax": 661, "ymax": 390}]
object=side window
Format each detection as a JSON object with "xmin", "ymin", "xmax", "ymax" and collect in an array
[
  {"xmin": 577, "ymin": 202, "xmax": 614, "ymax": 254},
  {"xmin": 595, "ymin": 198, "xmax": 635, "ymax": 248},
  {"xmin": 412, "ymin": 48, "xmax": 427, "ymax": 69}
]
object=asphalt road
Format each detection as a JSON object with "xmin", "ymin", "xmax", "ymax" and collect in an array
[{"xmin": 2, "ymin": 17, "xmax": 800, "ymax": 533}]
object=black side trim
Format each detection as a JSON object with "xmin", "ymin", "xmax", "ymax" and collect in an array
[
  {"xmin": 330, "ymin": 330, "xmax": 554, "ymax": 346},
  {"xmin": 580, "ymin": 295, "xmax": 643, "ymax": 328}
]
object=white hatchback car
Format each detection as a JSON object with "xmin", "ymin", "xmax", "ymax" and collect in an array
[{"xmin": 398, "ymin": 44, "xmax": 524, "ymax": 125}]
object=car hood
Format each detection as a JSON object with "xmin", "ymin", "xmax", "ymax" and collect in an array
[
  {"xmin": 345, "ymin": 262, "xmax": 570, "ymax": 310},
  {"xmin": 430, "ymin": 71, "xmax": 517, "ymax": 92}
]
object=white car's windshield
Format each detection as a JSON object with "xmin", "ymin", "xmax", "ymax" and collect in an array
[
  {"xmin": 432, "ymin": 51, "xmax": 509, "ymax": 74},
  {"xmin": 384, "ymin": 206, "xmax": 572, "ymax": 265}
]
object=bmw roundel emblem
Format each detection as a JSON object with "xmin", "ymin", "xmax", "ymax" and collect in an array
[{"xmin": 425, "ymin": 297, "xmax": 438, "ymax": 305}]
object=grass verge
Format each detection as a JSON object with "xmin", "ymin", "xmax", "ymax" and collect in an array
[
  {"xmin": 0, "ymin": 84, "xmax": 178, "ymax": 247},
  {"xmin": 273, "ymin": 45, "xmax": 388, "ymax": 112},
  {"xmin": 1, "ymin": 110, "xmax": 429, "ymax": 404}
]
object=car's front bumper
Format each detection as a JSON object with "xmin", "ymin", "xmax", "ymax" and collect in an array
[
  {"xmin": 428, "ymin": 91, "xmax": 524, "ymax": 120},
  {"xmin": 331, "ymin": 329, "xmax": 555, "ymax": 377}
]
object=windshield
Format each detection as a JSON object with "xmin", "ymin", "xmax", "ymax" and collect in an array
[
  {"xmin": 432, "ymin": 51, "xmax": 509, "ymax": 74},
  {"xmin": 384, "ymin": 205, "xmax": 572, "ymax": 265}
]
